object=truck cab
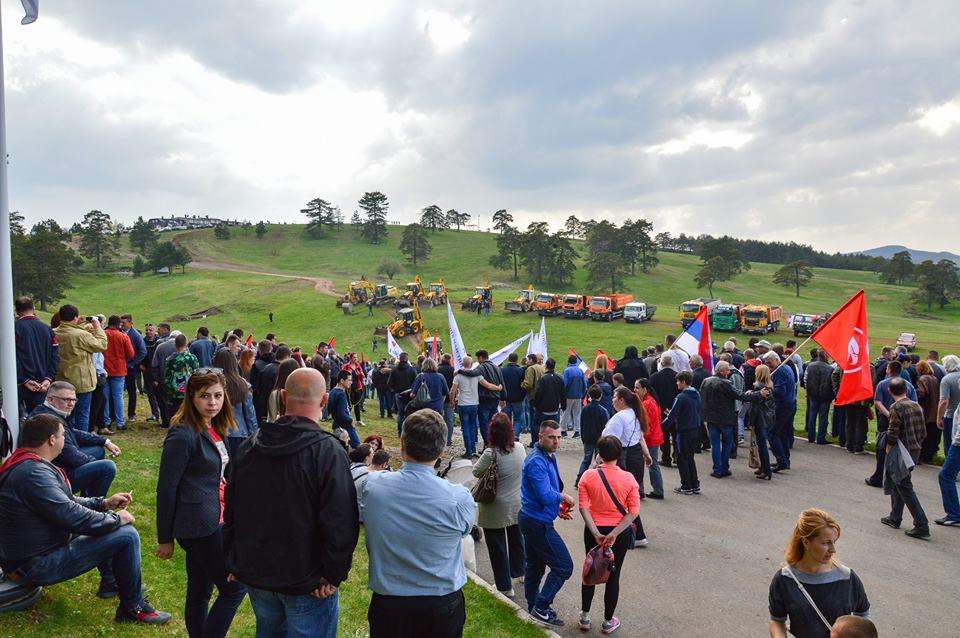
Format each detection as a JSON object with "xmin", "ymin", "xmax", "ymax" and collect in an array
[
  {"xmin": 679, "ymin": 298, "xmax": 720, "ymax": 328},
  {"xmin": 742, "ymin": 305, "xmax": 783, "ymax": 334},
  {"xmin": 534, "ymin": 293, "xmax": 561, "ymax": 316},
  {"xmin": 561, "ymin": 294, "xmax": 589, "ymax": 319},
  {"xmin": 623, "ymin": 301, "xmax": 656, "ymax": 323},
  {"xmin": 711, "ymin": 304, "xmax": 743, "ymax": 332}
]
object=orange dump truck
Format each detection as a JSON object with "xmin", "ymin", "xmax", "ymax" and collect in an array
[{"xmin": 588, "ymin": 293, "xmax": 634, "ymax": 321}]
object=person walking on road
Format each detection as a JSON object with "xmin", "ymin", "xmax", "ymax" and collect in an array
[
  {"xmin": 662, "ymin": 371, "xmax": 701, "ymax": 495},
  {"xmin": 649, "ymin": 354, "xmax": 679, "ymax": 467},
  {"xmin": 519, "ymin": 421, "xmax": 575, "ymax": 628},
  {"xmin": 879, "ymin": 378, "xmax": 930, "ymax": 539},
  {"xmin": 866, "ymin": 361, "xmax": 916, "ymax": 487},
  {"xmin": 635, "ymin": 379, "xmax": 665, "ymax": 499},
  {"xmin": 530, "ymin": 358, "xmax": 565, "ymax": 445},
  {"xmin": 768, "ymin": 509, "xmax": 870, "ymax": 638},
  {"xmin": 936, "ymin": 391, "xmax": 960, "ymax": 527},
  {"xmin": 561, "ymin": 354, "xmax": 586, "ymax": 437},
  {"xmin": 744, "ymin": 365, "xmax": 777, "ymax": 481},
  {"xmin": 914, "ymin": 361, "xmax": 941, "ymax": 463},
  {"xmin": 601, "ymin": 386, "xmax": 652, "ymax": 547},
  {"xmin": 576, "ymin": 385, "xmax": 609, "ymax": 487}
]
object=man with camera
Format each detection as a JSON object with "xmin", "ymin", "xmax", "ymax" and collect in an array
[{"xmin": 52, "ymin": 305, "xmax": 108, "ymax": 433}]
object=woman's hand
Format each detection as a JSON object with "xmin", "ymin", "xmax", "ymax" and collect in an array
[
  {"xmin": 156, "ymin": 542, "xmax": 175, "ymax": 560},
  {"xmin": 593, "ymin": 533, "xmax": 606, "ymax": 547}
]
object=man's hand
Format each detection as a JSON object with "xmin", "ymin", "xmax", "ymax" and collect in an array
[
  {"xmin": 104, "ymin": 492, "xmax": 133, "ymax": 510},
  {"xmin": 156, "ymin": 542, "xmax": 174, "ymax": 560},
  {"xmin": 312, "ymin": 578, "xmax": 337, "ymax": 599},
  {"xmin": 337, "ymin": 429, "xmax": 350, "ymax": 446},
  {"xmin": 643, "ymin": 452, "xmax": 653, "ymax": 467},
  {"xmin": 118, "ymin": 510, "xmax": 136, "ymax": 526},
  {"xmin": 105, "ymin": 441, "xmax": 121, "ymax": 457},
  {"xmin": 937, "ymin": 419, "xmax": 944, "ymax": 431}
]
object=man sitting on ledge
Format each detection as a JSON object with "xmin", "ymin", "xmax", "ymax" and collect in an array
[{"xmin": 0, "ymin": 414, "xmax": 170, "ymax": 625}]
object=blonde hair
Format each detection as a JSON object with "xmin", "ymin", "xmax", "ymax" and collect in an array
[
  {"xmin": 784, "ymin": 508, "xmax": 841, "ymax": 565},
  {"xmin": 593, "ymin": 354, "xmax": 608, "ymax": 372},
  {"xmin": 755, "ymin": 364, "xmax": 773, "ymax": 388}
]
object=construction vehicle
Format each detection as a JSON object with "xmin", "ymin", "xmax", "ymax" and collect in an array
[
  {"xmin": 589, "ymin": 293, "xmax": 634, "ymax": 321},
  {"xmin": 742, "ymin": 304, "xmax": 783, "ymax": 334},
  {"xmin": 419, "ymin": 330, "xmax": 444, "ymax": 356},
  {"xmin": 711, "ymin": 303, "xmax": 744, "ymax": 332},
  {"xmin": 623, "ymin": 301, "xmax": 656, "ymax": 323},
  {"xmin": 336, "ymin": 277, "xmax": 375, "ymax": 307},
  {"xmin": 560, "ymin": 294, "xmax": 590, "ymax": 319},
  {"xmin": 424, "ymin": 278, "xmax": 448, "ymax": 306},
  {"xmin": 387, "ymin": 299, "xmax": 423, "ymax": 338},
  {"xmin": 679, "ymin": 297, "xmax": 720, "ymax": 328},
  {"xmin": 398, "ymin": 275, "xmax": 425, "ymax": 306},
  {"xmin": 370, "ymin": 282, "xmax": 401, "ymax": 307},
  {"xmin": 504, "ymin": 285, "xmax": 538, "ymax": 313},
  {"xmin": 790, "ymin": 312, "xmax": 828, "ymax": 337},
  {"xmin": 533, "ymin": 292, "xmax": 562, "ymax": 316},
  {"xmin": 462, "ymin": 281, "xmax": 493, "ymax": 312},
  {"xmin": 897, "ymin": 332, "xmax": 917, "ymax": 352}
]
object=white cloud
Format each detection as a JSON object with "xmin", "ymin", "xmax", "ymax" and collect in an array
[
  {"xmin": 916, "ymin": 100, "xmax": 960, "ymax": 136},
  {"xmin": 418, "ymin": 9, "xmax": 471, "ymax": 54},
  {"xmin": 645, "ymin": 127, "xmax": 754, "ymax": 156}
]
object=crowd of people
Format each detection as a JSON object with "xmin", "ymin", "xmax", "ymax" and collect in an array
[{"xmin": 3, "ymin": 294, "xmax": 958, "ymax": 636}]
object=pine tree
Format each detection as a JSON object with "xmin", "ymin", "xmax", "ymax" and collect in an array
[
  {"xmin": 585, "ymin": 221, "xmax": 629, "ymax": 292},
  {"xmin": 149, "ymin": 241, "xmax": 181, "ymax": 274},
  {"xmin": 132, "ymin": 255, "xmax": 147, "ymax": 278},
  {"xmin": 446, "ymin": 209, "xmax": 471, "ymax": 231},
  {"xmin": 128, "ymin": 216, "xmax": 159, "ymax": 255},
  {"xmin": 773, "ymin": 260, "xmax": 814, "ymax": 297},
  {"xmin": 492, "ymin": 209, "xmax": 514, "ymax": 234},
  {"xmin": 420, "ymin": 204, "xmax": 446, "ymax": 232},
  {"xmin": 694, "ymin": 256, "xmax": 736, "ymax": 297},
  {"xmin": 564, "ymin": 215, "xmax": 582, "ymax": 239},
  {"xmin": 301, "ymin": 198, "xmax": 336, "ymax": 239},
  {"xmin": 255, "ymin": 221, "xmax": 267, "ymax": 238},
  {"xmin": 519, "ymin": 222, "xmax": 552, "ymax": 283},
  {"xmin": 358, "ymin": 192, "xmax": 389, "ymax": 244},
  {"xmin": 882, "ymin": 250, "xmax": 914, "ymax": 285},
  {"xmin": 15, "ymin": 222, "xmax": 75, "ymax": 310},
  {"xmin": 489, "ymin": 225, "xmax": 522, "ymax": 280},
  {"xmin": 399, "ymin": 223, "xmax": 432, "ymax": 266},
  {"xmin": 548, "ymin": 232, "xmax": 578, "ymax": 285},
  {"xmin": 79, "ymin": 209, "xmax": 118, "ymax": 270}
]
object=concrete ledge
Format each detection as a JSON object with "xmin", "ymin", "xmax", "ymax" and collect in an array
[{"xmin": 467, "ymin": 570, "xmax": 561, "ymax": 638}]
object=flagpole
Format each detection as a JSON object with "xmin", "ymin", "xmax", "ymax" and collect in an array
[{"xmin": 0, "ymin": 3, "xmax": 23, "ymax": 451}]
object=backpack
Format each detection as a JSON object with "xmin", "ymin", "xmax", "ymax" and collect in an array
[
  {"xmin": 164, "ymin": 352, "xmax": 199, "ymax": 399},
  {"xmin": 415, "ymin": 374, "xmax": 432, "ymax": 405}
]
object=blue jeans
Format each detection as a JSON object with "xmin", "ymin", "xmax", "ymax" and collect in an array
[
  {"xmin": 944, "ymin": 418, "xmax": 954, "ymax": 458},
  {"xmin": 806, "ymin": 399, "xmax": 830, "ymax": 443},
  {"xmin": 708, "ymin": 423, "xmax": 735, "ymax": 474},
  {"xmin": 478, "ymin": 401, "xmax": 498, "ymax": 448},
  {"xmin": 105, "ymin": 376, "xmax": 127, "ymax": 429},
  {"xmin": 343, "ymin": 425, "xmax": 361, "ymax": 448},
  {"xmin": 69, "ymin": 446, "xmax": 116, "ymax": 498},
  {"xmin": 73, "ymin": 390, "xmax": 93, "ymax": 432},
  {"xmin": 769, "ymin": 402, "xmax": 795, "ymax": 468},
  {"xmin": 247, "ymin": 587, "xmax": 338, "ymax": 638},
  {"xmin": 16, "ymin": 525, "xmax": 142, "ymax": 611},
  {"xmin": 647, "ymin": 444, "xmax": 664, "ymax": 495},
  {"xmin": 939, "ymin": 443, "xmax": 960, "ymax": 522},
  {"xmin": 503, "ymin": 401, "xmax": 527, "ymax": 440},
  {"xmin": 518, "ymin": 512, "xmax": 572, "ymax": 611},
  {"xmin": 378, "ymin": 392, "xmax": 392, "ymax": 418},
  {"xmin": 576, "ymin": 443, "xmax": 596, "ymax": 484},
  {"xmin": 178, "ymin": 527, "xmax": 247, "ymax": 638},
  {"xmin": 443, "ymin": 404, "xmax": 456, "ymax": 445},
  {"xmin": 458, "ymin": 405, "xmax": 480, "ymax": 456}
]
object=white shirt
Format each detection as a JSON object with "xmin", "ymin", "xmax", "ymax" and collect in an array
[
  {"xmin": 602, "ymin": 408, "xmax": 643, "ymax": 447},
  {"xmin": 667, "ymin": 347, "xmax": 691, "ymax": 373}
]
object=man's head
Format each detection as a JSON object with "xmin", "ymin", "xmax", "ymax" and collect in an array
[
  {"xmin": 508, "ymin": 352, "xmax": 518, "ymax": 364},
  {"xmin": 659, "ymin": 353, "xmax": 674, "ymax": 370},
  {"xmin": 174, "ymin": 333, "xmax": 188, "ymax": 351},
  {"xmin": 829, "ymin": 615, "xmax": 877, "ymax": 638},
  {"xmin": 889, "ymin": 377, "xmax": 908, "ymax": 399},
  {"xmin": 587, "ymin": 384, "xmax": 602, "ymax": 402},
  {"xmin": 370, "ymin": 449, "xmax": 391, "ymax": 470},
  {"xmin": 442, "ymin": 353, "xmax": 452, "ymax": 365},
  {"xmin": 349, "ymin": 444, "xmax": 373, "ymax": 465},
  {"xmin": 258, "ymin": 339, "xmax": 273, "ymax": 356},
  {"xmin": 281, "ymin": 367, "xmax": 328, "ymax": 421},
  {"xmin": 475, "ymin": 349, "xmax": 489, "ymax": 362},
  {"xmin": 461, "ymin": 355, "xmax": 473, "ymax": 369},
  {"xmin": 568, "ymin": 354, "xmax": 578, "ymax": 366},
  {"xmin": 886, "ymin": 360, "xmax": 902, "ymax": 378},
  {"xmin": 545, "ymin": 358, "xmax": 556, "ymax": 372},
  {"xmin": 120, "ymin": 314, "xmax": 134, "ymax": 330},
  {"xmin": 743, "ymin": 348, "xmax": 756, "ymax": 360},
  {"xmin": 398, "ymin": 352, "xmax": 409, "ymax": 364},
  {"xmin": 19, "ymin": 413, "xmax": 65, "ymax": 460},
  {"xmin": 145, "ymin": 323, "xmax": 157, "ymax": 339},
  {"xmin": 689, "ymin": 354, "xmax": 703, "ymax": 369},
  {"xmin": 107, "ymin": 315, "xmax": 122, "ymax": 329},
  {"xmin": 943, "ymin": 355, "xmax": 960, "ymax": 373},
  {"xmin": 226, "ymin": 334, "xmax": 241, "ymax": 354},
  {"xmin": 612, "ymin": 373, "xmax": 624, "ymax": 387},
  {"xmin": 45, "ymin": 381, "xmax": 77, "ymax": 416},
  {"xmin": 58, "ymin": 304, "xmax": 81, "ymax": 324},
  {"xmin": 676, "ymin": 370, "xmax": 692, "ymax": 390},
  {"xmin": 15, "ymin": 296, "xmax": 35, "ymax": 316},
  {"xmin": 655, "ymin": 343, "xmax": 664, "ymax": 354},
  {"xmin": 665, "ymin": 334, "xmax": 676, "ymax": 346},
  {"xmin": 537, "ymin": 420, "xmax": 562, "ymax": 454},
  {"xmin": 881, "ymin": 346, "xmax": 893, "ymax": 360},
  {"xmin": 526, "ymin": 354, "xmax": 538, "ymax": 365},
  {"xmin": 762, "ymin": 352, "xmax": 781, "ymax": 369},
  {"xmin": 786, "ymin": 339, "xmax": 797, "ymax": 350},
  {"xmin": 336, "ymin": 370, "xmax": 351, "ymax": 389},
  {"xmin": 275, "ymin": 345, "xmax": 292, "ymax": 362},
  {"xmin": 197, "ymin": 326, "xmax": 209, "ymax": 338},
  {"xmin": 266, "ymin": 333, "xmax": 277, "ymax": 344},
  {"xmin": 927, "ymin": 350, "xmax": 940, "ymax": 362},
  {"xmin": 718, "ymin": 353, "xmax": 733, "ymax": 364},
  {"xmin": 714, "ymin": 361, "xmax": 730, "ymax": 377},
  {"xmin": 157, "ymin": 323, "xmax": 171, "ymax": 337},
  {"xmin": 400, "ymin": 409, "xmax": 447, "ymax": 464},
  {"xmin": 755, "ymin": 340, "xmax": 772, "ymax": 354},
  {"xmin": 723, "ymin": 341, "xmax": 735, "ymax": 353}
]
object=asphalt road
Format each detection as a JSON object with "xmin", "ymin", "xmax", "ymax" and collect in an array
[{"xmin": 473, "ymin": 437, "xmax": 959, "ymax": 637}]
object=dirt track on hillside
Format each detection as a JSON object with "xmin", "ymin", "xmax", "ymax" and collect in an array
[{"xmin": 187, "ymin": 259, "xmax": 337, "ymax": 295}]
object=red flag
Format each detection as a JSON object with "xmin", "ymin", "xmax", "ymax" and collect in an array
[
  {"xmin": 811, "ymin": 290, "xmax": 872, "ymax": 406},
  {"xmin": 245, "ymin": 334, "xmax": 254, "ymax": 348},
  {"xmin": 328, "ymin": 337, "xmax": 336, "ymax": 348},
  {"xmin": 430, "ymin": 336, "xmax": 439, "ymax": 360}
]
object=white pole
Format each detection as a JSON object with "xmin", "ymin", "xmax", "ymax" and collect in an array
[{"xmin": 0, "ymin": 3, "xmax": 22, "ymax": 450}]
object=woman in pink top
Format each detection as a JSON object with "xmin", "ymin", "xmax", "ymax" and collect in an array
[{"xmin": 577, "ymin": 435, "xmax": 640, "ymax": 635}]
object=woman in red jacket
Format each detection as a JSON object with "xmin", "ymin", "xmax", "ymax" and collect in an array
[
  {"xmin": 635, "ymin": 379, "xmax": 665, "ymax": 499},
  {"xmin": 103, "ymin": 315, "xmax": 135, "ymax": 431}
]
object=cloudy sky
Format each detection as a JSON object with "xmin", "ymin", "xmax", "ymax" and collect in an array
[{"xmin": 4, "ymin": 0, "xmax": 959, "ymax": 253}]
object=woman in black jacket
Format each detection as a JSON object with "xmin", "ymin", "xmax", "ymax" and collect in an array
[
  {"xmin": 156, "ymin": 370, "xmax": 247, "ymax": 637},
  {"xmin": 744, "ymin": 364, "xmax": 776, "ymax": 481},
  {"xmin": 614, "ymin": 345, "xmax": 649, "ymax": 389}
]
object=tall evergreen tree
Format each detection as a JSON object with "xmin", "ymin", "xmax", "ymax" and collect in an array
[
  {"xmin": 128, "ymin": 216, "xmax": 159, "ymax": 255},
  {"xmin": 446, "ymin": 209, "xmax": 471, "ymax": 231},
  {"xmin": 255, "ymin": 221, "xmax": 267, "ymax": 238},
  {"xmin": 564, "ymin": 215, "xmax": 582, "ymax": 239},
  {"xmin": 585, "ymin": 221, "xmax": 629, "ymax": 292},
  {"xmin": 882, "ymin": 250, "xmax": 914, "ymax": 285},
  {"xmin": 489, "ymin": 224, "xmax": 523, "ymax": 280},
  {"xmin": 149, "ymin": 241, "xmax": 181, "ymax": 274},
  {"xmin": 519, "ymin": 222, "xmax": 553, "ymax": 283},
  {"xmin": 79, "ymin": 209, "xmax": 118, "ymax": 270},
  {"xmin": 548, "ymin": 231, "xmax": 578, "ymax": 285},
  {"xmin": 420, "ymin": 204, "xmax": 448, "ymax": 232},
  {"xmin": 773, "ymin": 260, "xmax": 814, "ymax": 297},
  {"xmin": 698, "ymin": 236, "xmax": 750, "ymax": 277},
  {"xmin": 912, "ymin": 259, "xmax": 960, "ymax": 311},
  {"xmin": 399, "ymin": 223, "xmax": 432, "ymax": 266},
  {"xmin": 15, "ymin": 222, "xmax": 75, "ymax": 310},
  {"xmin": 9, "ymin": 210, "xmax": 25, "ymax": 235},
  {"xmin": 622, "ymin": 218, "xmax": 658, "ymax": 273},
  {"xmin": 492, "ymin": 209, "xmax": 514, "ymax": 234},
  {"xmin": 694, "ymin": 256, "xmax": 736, "ymax": 297},
  {"xmin": 301, "ymin": 198, "xmax": 336, "ymax": 238},
  {"xmin": 358, "ymin": 191, "xmax": 389, "ymax": 244}
]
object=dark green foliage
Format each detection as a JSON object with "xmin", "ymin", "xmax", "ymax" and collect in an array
[
  {"xmin": 128, "ymin": 216, "xmax": 159, "ymax": 255},
  {"xmin": 79, "ymin": 209, "xmax": 118, "ymax": 270},
  {"xmin": 398, "ymin": 223, "xmax": 432, "ymax": 266},
  {"xmin": 358, "ymin": 192, "xmax": 389, "ymax": 244},
  {"xmin": 773, "ymin": 260, "xmax": 814, "ymax": 297}
]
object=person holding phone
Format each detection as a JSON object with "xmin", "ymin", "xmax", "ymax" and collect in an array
[{"xmin": 52, "ymin": 304, "xmax": 108, "ymax": 432}]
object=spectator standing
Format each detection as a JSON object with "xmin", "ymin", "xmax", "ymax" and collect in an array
[
  {"xmin": 156, "ymin": 370, "xmax": 247, "ymax": 637},
  {"xmin": 804, "ymin": 351, "xmax": 835, "ymax": 445},
  {"xmin": 593, "ymin": 353, "xmax": 615, "ymax": 385},
  {"xmin": 589, "ymin": 369, "xmax": 614, "ymax": 417},
  {"xmin": 938, "ymin": 355, "xmax": 960, "ymax": 459},
  {"xmin": 162, "ymin": 334, "xmax": 201, "ymax": 421},
  {"xmin": 530, "ymin": 358, "xmax": 565, "ymax": 445},
  {"xmin": 649, "ymin": 353, "xmax": 679, "ymax": 467},
  {"xmin": 744, "ymin": 365, "xmax": 777, "ymax": 480},
  {"xmin": 141, "ymin": 323, "xmax": 161, "ymax": 421},
  {"xmin": 866, "ymin": 361, "xmax": 917, "ymax": 487},
  {"xmin": 561, "ymin": 355, "xmax": 586, "ymax": 437},
  {"xmin": 662, "ymin": 371, "xmax": 702, "ymax": 494},
  {"xmin": 635, "ymin": 379, "xmax": 665, "ymax": 499},
  {"xmin": 329, "ymin": 370, "xmax": 361, "ymax": 447},
  {"xmin": 613, "ymin": 345, "xmax": 649, "ymax": 390},
  {"xmin": 577, "ymin": 435, "xmax": 640, "ymax": 634},
  {"xmin": 518, "ymin": 421, "xmax": 574, "ymax": 628},
  {"xmin": 361, "ymin": 409, "xmax": 476, "ymax": 637},
  {"xmin": 14, "ymin": 296, "xmax": 59, "ymax": 414},
  {"xmin": 475, "ymin": 349, "xmax": 506, "ymax": 446},
  {"xmin": 501, "ymin": 352, "xmax": 528, "ymax": 441},
  {"xmin": 601, "ymin": 386, "xmax": 652, "ymax": 546},
  {"xmin": 53, "ymin": 306, "xmax": 108, "ymax": 432},
  {"xmin": 767, "ymin": 352, "xmax": 797, "ymax": 473},
  {"xmin": 879, "ymin": 378, "xmax": 930, "ymax": 539},
  {"xmin": 103, "ymin": 316, "xmax": 135, "ymax": 432},
  {"xmin": 769, "ymin": 509, "xmax": 870, "ymax": 638},
  {"xmin": 0, "ymin": 414, "xmax": 170, "ymax": 624},
  {"xmin": 521, "ymin": 354, "xmax": 545, "ymax": 433},
  {"xmin": 699, "ymin": 361, "xmax": 763, "ymax": 478},
  {"xmin": 576, "ymin": 385, "xmax": 609, "ymax": 486},
  {"xmin": 226, "ymin": 368, "xmax": 358, "ymax": 638},
  {"xmin": 451, "ymin": 356, "xmax": 483, "ymax": 457},
  {"xmin": 915, "ymin": 360, "xmax": 941, "ymax": 463},
  {"xmin": 119, "ymin": 315, "xmax": 146, "ymax": 423},
  {"xmin": 372, "ymin": 361, "xmax": 393, "ymax": 419},
  {"xmin": 410, "ymin": 357, "xmax": 451, "ymax": 417},
  {"xmin": 936, "ymin": 395, "xmax": 960, "ymax": 527},
  {"xmin": 689, "ymin": 355, "xmax": 711, "ymax": 452},
  {"xmin": 151, "ymin": 327, "xmax": 181, "ymax": 428},
  {"xmin": 91, "ymin": 349, "xmax": 110, "ymax": 435},
  {"xmin": 437, "ymin": 354, "xmax": 457, "ymax": 443},
  {"xmin": 388, "ymin": 352, "xmax": 417, "ymax": 432},
  {"xmin": 213, "ymin": 349, "xmax": 258, "ymax": 459},
  {"xmin": 267, "ymin": 359, "xmax": 301, "ymax": 423},
  {"xmin": 249, "ymin": 340, "xmax": 278, "ymax": 425},
  {"xmin": 473, "ymin": 413, "xmax": 526, "ymax": 597},
  {"xmin": 189, "ymin": 326, "xmax": 217, "ymax": 368}
]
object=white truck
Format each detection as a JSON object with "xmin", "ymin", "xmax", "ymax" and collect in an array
[{"xmin": 623, "ymin": 301, "xmax": 657, "ymax": 323}]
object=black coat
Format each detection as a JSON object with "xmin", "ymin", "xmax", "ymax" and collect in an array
[
  {"xmin": 614, "ymin": 358, "xmax": 649, "ymax": 388},
  {"xmin": 649, "ymin": 368, "xmax": 678, "ymax": 412},
  {"xmin": 532, "ymin": 371, "xmax": 565, "ymax": 413},
  {"xmin": 251, "ymin": 357, "xmax": 278, "ymax": 422},
  {"xmin": 224, "ymin": 416, "xmax": 359, "ymax": 593},
  {"xmin": 156, "ymin": 425, "xmax": 225, "ymax": 544},
  {"xmin": 388, "ymin": 361, "xmax": 417, "ymax": 394}
]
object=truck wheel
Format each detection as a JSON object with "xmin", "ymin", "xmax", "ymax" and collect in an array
[{"xmin": 396, "ymin": 328, "xmax": 406, "ymax": 338}]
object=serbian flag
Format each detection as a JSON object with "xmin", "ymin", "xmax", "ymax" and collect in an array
[
  {"xmin": 569, "ymin": 348, "xmax": 590, "ymax": 376},
  {"xmin": 245, "ymin": 334, "xmax": 254, "ymax": 348},
  {"xmin": 811, "ymin": 290, "xmax": 872, "ymax": 406},
  {"xmin": 674, "ymin": 306, "xmax": 713, "ymax": 374},
  {"xmin": 595, "ymin": 349, "xmax": 616, "ymax": 370}
]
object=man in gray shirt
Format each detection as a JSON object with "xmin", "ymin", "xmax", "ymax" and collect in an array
[
  {"xmin": 938, "ymin": 355, "xmax": 960, "ymax": 454},
  {"xmin": 150, "ymin": 329, "xmax": 181, "ymax": 428}
]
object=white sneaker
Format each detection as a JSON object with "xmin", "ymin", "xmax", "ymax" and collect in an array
[
  {"xmin": 500, "ymin": 587, "xmax": 515, "ymax": 597},
  {"xmin": 634, "ymin": 537, "xmax": 649, "ymax": 548}
]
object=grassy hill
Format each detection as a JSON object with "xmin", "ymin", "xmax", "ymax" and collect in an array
[{"xmin": 58, "ymin": 223, "xmax": 954, "ymax": 360}]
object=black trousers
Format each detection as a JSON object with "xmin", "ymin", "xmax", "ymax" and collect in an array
[
  {"xmin": 660, "ymin": 421, "xmax": 675, "ymax": 465},
  {"xmin": 920, "ymin": 422, "xmax": 941, "ymax": 463},
  {"xmin": 617, "ymin": 444, "xmax": 647, "ymax": 539},
  {"xmin": 177, "ymin": 527, "xmax": 247, "ymax": 638},
  {"xmin": 483, "ymin": 525, "xmax": 525, "ymax": 592},
  {"xmin": 90, "ymin": 384, "xmax": 107, "ymax": 431},
  {"xmin": 676, "ymin": 430, "xmax": 700, "ymax": 490},
  {"xmin": 368, "ymin": 589, "xmax": 465, "ymax": 638},
  {"xmin": 869, "ymin": 414, "xmax": 889, "ymax": 484},
  {"xmin": 581, "ymin": 525, "xmax": 631, "ymax": 622},
  {"xmin": 844, "ymin": 404, "xmax": 868, "ymax": 452},
  {"xmin": 124, "ymin": 369, "xmax": 139, "ymax": 419}
]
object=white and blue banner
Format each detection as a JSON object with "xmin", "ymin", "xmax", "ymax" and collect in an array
[
  {"xmin": 447, "ymin": 301, "xmax": 468, "ymax": 370},
  {"xmin": 490, "ymin": 332, "xmax": 532, "ymax": 366}
]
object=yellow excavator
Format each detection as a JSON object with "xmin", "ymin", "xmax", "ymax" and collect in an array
[
  {"xmin": 504, "ymin": 285, "xmax": 538, "ymax": 313},
  {"xmin": 335, "ymin": 276, "xmax": 375, "ymax": 307},
  {"xmin": 424, "ymin": 278, "xmax": 448, "ymax": 306},
  {"xmin": 399, "ymin": 275, "xmax": 425, "ymax": 306},
  {"xmin": 388, "ymin": 299, "xmax": 423, "ymax": 338},
  {"xmin": 461, "ymin": 280, "xmax": 492, "ymax": 311}
]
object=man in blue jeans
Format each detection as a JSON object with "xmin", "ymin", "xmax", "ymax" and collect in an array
[
  {"xmin": 500, "ymin": 352, "xmax": 528, "ymax": 440},
  {"xmin": 519, "ymin": 421, "xmax": 574, "ymax": 627},
  {"xmin": 804, "ymin": 350, "xmax": 835, "ymax": 444}
]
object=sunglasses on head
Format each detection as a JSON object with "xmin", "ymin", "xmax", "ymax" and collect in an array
[{"xmin": 192, "ymin": 367, "xmax": 223, "ymax": 376}]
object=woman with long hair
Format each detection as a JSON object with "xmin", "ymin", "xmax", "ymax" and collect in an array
[
  {"xmin": 577, "ymin": 435, "xmax": 640, "ymax": 634},
  {"xmin": 363, "ymin": 434, "xmax": 384, "ymax": 454},
  {"xmin": 745, "ymin": 364, "xmax": 777, "ymax": 480},
  {"xmin": 267, "ymin": 359, "xmax": 301, "ymax": 422},
  {"xmin": 238, "ymin": 349, "xmax": 255, "ymax": 382},
  {"xmin": 915, "ymin": 360, "xmax": 941, "ymax": 463},
  {"xmin": 769, "ymin": 509, "xmax": 870, "ymax": 638},
  {"xmin": 601, "ymin": 385, "xmax": 653, "ymax": 547},
  {"xmin": 592, "ymin": 354, "xmax": 613, "ymax": 385},
  {"xmin": 472, "ymin": 413, "xmax": 526, "ymax": 596},
  {"xmin": 634, "ymin": 379, "xmax": 665, "ymax": 499},
  {"xmin": 156, "ymin": 370, "xmax": 247, "ymax": 638},
  {"xmin": 213, "ymin": 349, "xmax": 258, "ymax": 458}
]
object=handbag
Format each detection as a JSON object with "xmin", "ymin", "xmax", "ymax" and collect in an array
[
  {"xmin": 596, "ymin": 468, "xmax": 636, "ymax": 546},
  {"xmin": 471, "ymin": 449, "xmax": 499, "ymax": 503},
  {"xmin": 582, "ymin": 544, "xmax": 615, "ymax": 586},
  {"xmin": 784, "ymin": 565, "xmax": 833, "ymax": 632},
  {"xmin": 748, "ymin": 429, "xmax": 760, "ymax": 470}
]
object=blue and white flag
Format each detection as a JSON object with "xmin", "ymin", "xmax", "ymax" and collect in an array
[
  {"xmin": 21, "ymin": 0, "xmax": 39, "ymax": 25},
  {"xmin": 447, "ymin": 301, "xmax": 468, "ymax": 370},
  {"xmin": 386, "ymin": 330, "xmax": 403, "ymax": 360},
  {"xmin": 534, "ymin": 316, "xmax": 548, "ymax": 359},
  {"xmin": 490, "ymin": 332, "xmax": 531, "ymax": 366}
]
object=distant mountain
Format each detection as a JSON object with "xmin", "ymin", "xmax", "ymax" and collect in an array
[{"xmin": 855, "ymin": 245, "xmax": 960, "ymax": 264}]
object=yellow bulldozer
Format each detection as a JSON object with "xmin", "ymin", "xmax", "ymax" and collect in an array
[
  {"xmin": 461, "ymin": 281, "xmax": 492, "ymax": 311},
  {"xmin": 387, "ymin": 299, "xmax": 423, "ymax": 338},
  {"xmin": 336, "ymin": 276, "xmax": 374, "ymax": 307},
  {"xmin": 504, "ymin": 285, "xmax": 538, "ymax": 313},
  {"xmin": 399, "ymin": 275, "xmax": 426, "ymax": 306},
  {"xmin": 424, "ymin": 278, "xmax": 448, "ymax": 306}
]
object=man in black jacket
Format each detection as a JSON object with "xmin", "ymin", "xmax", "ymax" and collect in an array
[
  {"xmin": 530, "ymin": 358, "xmax": 565, "ymax": 445},
  {"xmin": 614, "ymin": 345, "xmax": 649, "ymax": 388},
  {"xmin": 804, "ymin": 350, "xmax": 835, "ymax": 445},
  {"xmin": 252, "ymin": 343, "xmax": 290, "ymax": 424},
  {"xmin": 650, "ymin": 353, "xmax": 679, "ymax": 466},
  {"xmin": 475, "ymin": 349, "xmax": 506, "ymax": 447},
  {"xmin": 225, "ymin": 367, "xmax": 359, "ymax": 636},
  {"xmin": 388, "ymin": 352, "xmax": 418, "ymax": 431},
  {"xmin": 0, "ymin": 414, "xmax": 169, "ymax": 624}
]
